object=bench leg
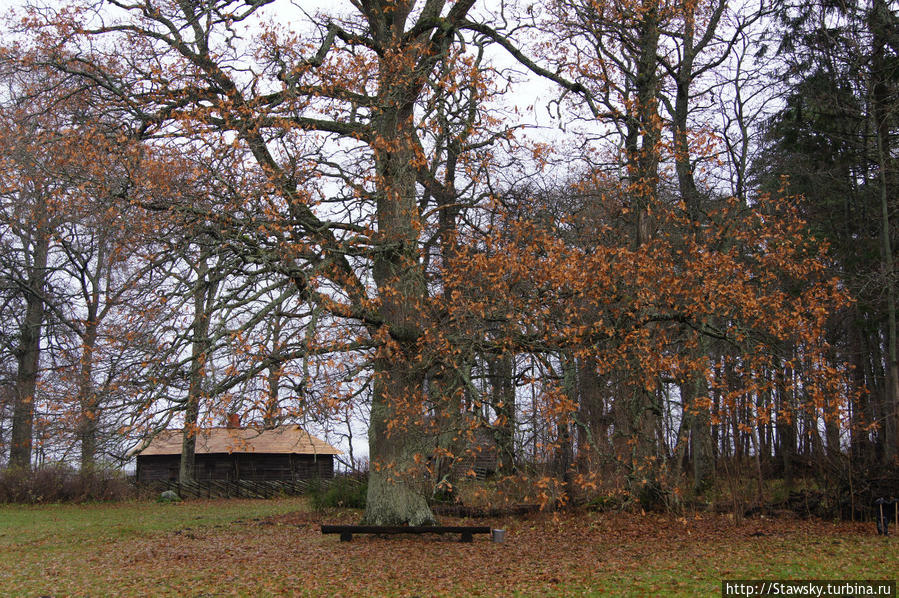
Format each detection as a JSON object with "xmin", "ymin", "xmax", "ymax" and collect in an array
[
  {"xmin": 340, "ymin": 531, "xmax": 353, "ymax": 542},
  {"xmin": 460, "ymin": 531, "xmax": 473, "ymax": 542}
]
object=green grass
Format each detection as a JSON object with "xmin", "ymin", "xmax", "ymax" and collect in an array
[
  {"xmin": 0, "ymin": 498, "xmax": 895, "ymax": 597},
  {"xmin": 0, "ymin": 496, "xmax": 306, "ymax": 542},
  {"xmin": 0, "ymin": 497, "xmax": 308, "ymax": 596}
]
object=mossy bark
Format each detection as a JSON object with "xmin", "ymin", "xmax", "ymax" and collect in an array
[{"xmin": 363, "ymin": 354, "xmax": 436, "ymax": 526}]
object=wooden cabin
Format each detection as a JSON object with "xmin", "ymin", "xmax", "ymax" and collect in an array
[{"xmin": 134, "ymin": 425, "xmax": 341, "ymax": 483}]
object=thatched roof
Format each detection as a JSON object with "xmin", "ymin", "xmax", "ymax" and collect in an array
[{"xmin": 134, "ymin": 425, "xmax": 341, "ymax": 456}]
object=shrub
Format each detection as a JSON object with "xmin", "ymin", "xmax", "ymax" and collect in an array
[
  {"xmin": 585, "ymin": 491, "xmax": 629, "ymax": 512},
  {"xmin": 0, "ymin": 464, "xmax": 137, "ymax": 503},
  {"xmin": 307, "ymin": 475, "xmax": 367, "ymax": 510}
]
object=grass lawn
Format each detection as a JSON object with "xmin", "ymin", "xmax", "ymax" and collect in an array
[{"xmin": 0, "ymin": 497, "xmax": 895, "ymax": 596}]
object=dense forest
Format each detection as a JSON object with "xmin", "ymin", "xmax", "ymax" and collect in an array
[{"xmin": 0, "ymin": 0, "xmax": 896, "ymax": 524}]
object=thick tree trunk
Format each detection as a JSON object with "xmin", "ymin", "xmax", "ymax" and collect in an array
[
  {"xmin": 430, "ymin": 147, "xmax": 470, "ymax": 492},
  {"xmin": 556, "ymin": 353, "xmax": 577, "ymax": 500},
  {"xmin": 355, "ymin": 0, "xmax": 474, "ymax": 525},
  {"xmin": 630, "ymin": 1, "xmax": 660, "ymax": 249},
  {"xmin": 78, "ymin": 313, "xmax": 99, "ymax": 469},
  {"xmin": 364, "ymin": 353, "xmax": 436, "ymax": 526},
  {"xmin": 430, "ymin": 358, "xmax": 467, "ymax": 495},
  {"xmin": 363, "ymin": 222, "xmax": 436, "ymax": 523},
  {"xmin": 9, "ymin": 226, "xmax": 50, "ymax": 470},
  {"xmin": 671, "ymin": 12, "xmax": 716, "ymax": 493},
  {"xmin": 78, "ymin": 244, "xmax": 105, "ymax": 470},
  {"xmin": 617, "ymin": 0, "xmax": 663, "ymax": 492},
  {"xmin": 578, "ymin": 358, "xmax": 607, "ymax": 462},
  {"xmin": 489, "ymin": 353, "xmax": 516, "ymax": 474},
  {"xmin": 672, "ymin": 11, "xmax": 701, "ymax": 222},
  {"xmin": 363, "ymin": 70, "xmax": 436, "ymax": 524},
  {"xmin": 682, "ymin": 369, "xmax": 715, "ymax": 494},
  {"xmin": 180, "ymin": 255, "xmax": 215, "ymax": 483}
]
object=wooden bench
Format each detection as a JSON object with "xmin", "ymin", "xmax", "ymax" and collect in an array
[{"xmin": 321, "ymin": 524, "xmax": 491, "ymax": 542}]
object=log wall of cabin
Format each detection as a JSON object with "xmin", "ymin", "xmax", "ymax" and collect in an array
[{"xmin": 136, "ymin": 453, "xmax": 334, "ymax": 483}]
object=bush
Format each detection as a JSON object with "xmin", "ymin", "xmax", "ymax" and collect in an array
[
  {"xmin": 0, "ymin": 464, "xmax": 137, "ymax": 503},
  {"xmin": 585, "ymin": 491, "xmax": 629, "ymax": 512},
  {"xmin": 307, "ymin": 475, "xmax": 367, "ymax": 510}
]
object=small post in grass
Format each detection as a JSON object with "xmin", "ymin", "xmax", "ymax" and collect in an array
[{"xmin": 874, "ymin": 497, "xmax": 897, "ymax": 536}]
